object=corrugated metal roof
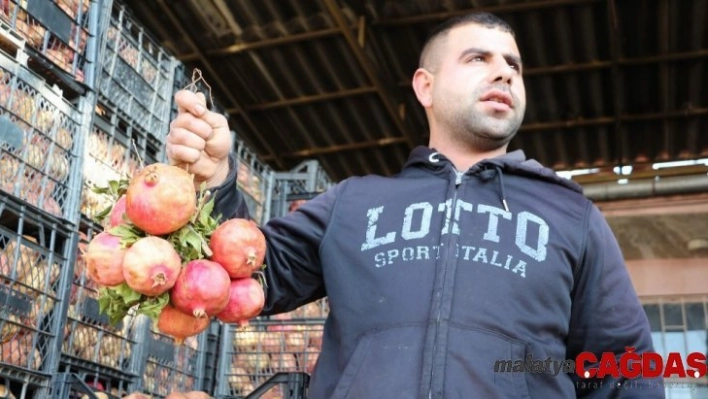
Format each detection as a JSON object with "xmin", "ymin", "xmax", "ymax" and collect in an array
[{"xmin": 123, "ymin": 0, "xmax": 708, "ymax": 183}]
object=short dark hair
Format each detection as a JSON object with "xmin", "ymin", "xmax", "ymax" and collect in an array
[{"xmin": 419, "ymin": 12, "xmax": 516, "ymax": 69}]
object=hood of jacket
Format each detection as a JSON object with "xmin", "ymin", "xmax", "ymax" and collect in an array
[{"xmin": 403, "ymin": 145, "xmax": 583, "ymax": 194}]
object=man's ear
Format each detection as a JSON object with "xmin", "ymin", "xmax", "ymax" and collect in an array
[{"xmin": 412, "ymin": 68, "xmax": 434, "ymax": 108}]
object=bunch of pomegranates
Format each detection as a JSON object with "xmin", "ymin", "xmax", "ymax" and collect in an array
[{"xmin": 83, "ymin": 163, "xmax": 266, "ymax": 344}]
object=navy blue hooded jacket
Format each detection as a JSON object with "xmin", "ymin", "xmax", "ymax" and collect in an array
[{"xmin": 212, "ymin": 146, "xmax": 664, "ymax": 399}]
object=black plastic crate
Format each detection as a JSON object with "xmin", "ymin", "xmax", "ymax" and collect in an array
[
  {"xmin": 200, "ymin": 320, "xmax": 221, "ymax": 397},
  {"xmin": 96, "ymin": 0, "xmax": 175, "ymax": 143},
  {"xmin": 0, "ymin": 0, "xmax": 100, "ymax": 90},
  {"xmin": 0, "ymin": 194, "xmax": 76, "ymax": 397},
  {"xmin": 0, "ymin": 48, "xmax": 85, "ymax": 223},
  {"xmin": 214, "ymin": 320, "xmax": 323, "ymax": 398},
  {"xmin": 235, "ymin": 138, "xmax": 273, "ymax": 225},
  {"xmin": 269, "ymin": 160, "xmax": 333, "ymax": 223},
  {"xmin": 49, "ymin": 371, "xmax": 131, "ymax": 399},
  {"xmin": 218, "ymin": 372, "xmax": 310, "ymax": 399},
  {"xmin": 57, "ymin": 217, "xmax": 140, "ymax": 390},
  {"xmin": 80, "ymin": 100, "xmax": 164, "ymax": 224},
  {"xmin": 129, "ymin": 315, "xmax": 208, "ymax": 399}
]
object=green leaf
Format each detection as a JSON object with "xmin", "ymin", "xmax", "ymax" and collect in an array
[
  {"xmin": 97, "ymin": 287, "xmax": 111, "ymax": 314},
  {"xmin": 107, "ymin": 224, "xmax": 143, "ymax": 247},
  {"xmin": 114, "ymin": 282, "xmax": 142, "ymax": 304},
  {"xmin": 91, "ymin": 185, "xmax": 110, "ymax": 195},
  {"xmin": 199, "ymin": 195, "xmax": 216, "ymax": 226},
  {"xmin": 137, "ymin": 292, "xmax": 170, "ymax": 324},
  {"xmin": 94, "ymin": 204, "xmax": 112, "ymax": 222},
  {"xmin": 108, "ymin": 180, "xmax": 120, "ymax": 194},
  {"xmin": 185, "ymin": 229, "xmax": 203, "ymax": 252},
  {"xmin": 108, "ymin": 224, "xmax": 135, "ymax": 238},
  {"xmin": 97, "ymin": 283, "xmax": 143, "ymax": 326}
]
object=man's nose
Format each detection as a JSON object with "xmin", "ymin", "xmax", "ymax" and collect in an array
[{"xmin": 490, "ymin": 57, "xmax": 515, "ymax": 85}]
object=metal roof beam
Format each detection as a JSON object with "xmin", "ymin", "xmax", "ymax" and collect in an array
[
  {"xmin": 374, "ymin": 0, "xmax": 602, "ymax": 26},
  {"xmin": 572, "ymin": 165, "xmax": 708, "ymax": 185},
  {"xmin": 227, "ymin": 86, "xmax": 378, "ymax": 113},
  {"xmin": 260, "ymin": 137, "xmax": 408, "ymax": 161},
  {"xmin": 322, "ymin": 0, "xmax": 417, "ymax": 149},
  {"xmin": 155, "ymin": 0, "xmax": 286, "ymax": 170},
  {"xmin": 179, "ymin": 22, "xmax": 360, "ymax": 61},
  {"xmin": 606, "ymin": 0, "xmax": 625, "ymax": 165},
  {"xmin": 204, "ymin": 28, "xmax": 342, "ymax": 58},
  {"xmin": 658, "ymin": 0, "xmax": 672, "ymax": 158},
  {"xmin": 520, "ymin": 107, "xmax": 708, "ymax": 131}
]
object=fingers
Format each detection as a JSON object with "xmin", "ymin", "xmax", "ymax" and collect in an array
[
  {"xmin": 169, "ymin": 90, "xmax": 232, "ymax": 186},
  {"xmin": 170, "ymin": 110, "xmax": 213, "ymax": 141},
  {"xmin": 167, "ymin": 124, "xmax": 208, "ymax": 152},
  {"xmin": 165, "ymin": 141, "xmax": 202, "ymax": 165},
  {"xmin": 175, "ymin": 90, "xmax": 207, "ymax": 117}
]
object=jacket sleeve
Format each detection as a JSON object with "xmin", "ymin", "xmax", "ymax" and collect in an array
[
  {"xmin": 257, "ymin": 184, "xmax": 341, "ymax": 315},
  {"xmin": 211, "ymin": 155, "xmax": 341, "ymax": 315},
  {"xmin": 567, "ymin": 204, "xmax": 664, "ymax": 398},
  {"xmin": 210, "ymin": 154, "xmax": 252, "ymax": 221}
]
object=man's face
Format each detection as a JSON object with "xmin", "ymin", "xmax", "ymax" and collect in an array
[{"xmin": 429, "ymin": 23, "xmax": 526, "ymax": 151}]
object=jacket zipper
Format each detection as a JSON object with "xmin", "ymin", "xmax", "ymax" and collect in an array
[{"xmin": 428, "ymin": 171, "xmax": 465, "ymax": 399}]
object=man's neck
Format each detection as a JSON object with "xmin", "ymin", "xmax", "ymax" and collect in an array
[{"xmin": 428, "ymin": 138, "xmax": 508, "ymax": 172}]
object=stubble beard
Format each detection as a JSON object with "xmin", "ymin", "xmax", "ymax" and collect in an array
[{"xmin": 455, "ymin": 107, "xmax": 524, "ymax": 151}]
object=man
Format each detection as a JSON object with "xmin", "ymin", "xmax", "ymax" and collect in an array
[{"xmin": 165, "ymin": 12, "xmax": 663, "ymax": 399}]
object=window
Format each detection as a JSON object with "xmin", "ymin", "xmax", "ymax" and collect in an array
[{"xmin": 642, "ymin": 296, "xmax": 708, "ymax": 399}]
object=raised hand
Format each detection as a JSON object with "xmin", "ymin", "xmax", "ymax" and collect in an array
[{"xmin": 166, "ymin": 90, "xmax": 232, "ymax": 190}]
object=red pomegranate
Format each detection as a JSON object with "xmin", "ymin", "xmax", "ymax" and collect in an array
[
  {"xmin": 157, "ymin": 304, "xmax": 210, "ymax": 345},
  {"xmin": 170, "ymin": 259, "xmax": 230, "ymax": 318},
  {"xmin": 209, "ymin": 219, "xmax": 266, "ymax": 278},
  {"xmin": 83, "ymin": 232, "xmax": 126, "ymax": 287},
  {"xmin": 122, "ymin": 236, "xmax": 182, "ymax": 296},
  {"xmin": 215, "ymin": 277, "xmax": 265, "ymax": 325},
  {"xmin": 108, "ymin": 194, "xmax": 128, "ymax": 227},
  {"xmin": 125, "ymin": 163, "xmax": 196, "ymax": 235}
]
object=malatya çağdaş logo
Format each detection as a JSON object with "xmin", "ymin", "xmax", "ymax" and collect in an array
[{"xmin": 495, "ymin": 347, "xmax": 708, "ymax": 379}]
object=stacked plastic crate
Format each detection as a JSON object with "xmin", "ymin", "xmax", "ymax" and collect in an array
[
  {"xmin": 0, "ymin": 0, "xmax": 100, "ymax": 396},
  {"xmin": 124, "ymin": 315, "xmax": 211, "ymax": 399},
  {"xmin": 95, "ymin": 0, "xmax": 175, "ymax": 149},
  {"xmin": 268, "ymin": 160, "xmax": 333, "ymax": 221},
  {"xmin": 214, "ymin": 318, "xmax": 323, "ymax": 399},
  {"xmin": 0, "ymin": 204, "xmax": 76, "ymax": 398},
  {"xmin": 234, "ymin": 138, "xmax": 274, "ymax": 226},
  {"xmin": 0, "ymin": 0, "xmax": 95, "ymax": 93},
  {"xmin": 51, "ymin": 217, "xmax": 142, "ymax": 398}
]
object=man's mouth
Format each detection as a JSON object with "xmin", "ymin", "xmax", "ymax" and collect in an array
[{"xmin": 480, "ymin": 90, "xmax": 513, "ymax": 108}]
